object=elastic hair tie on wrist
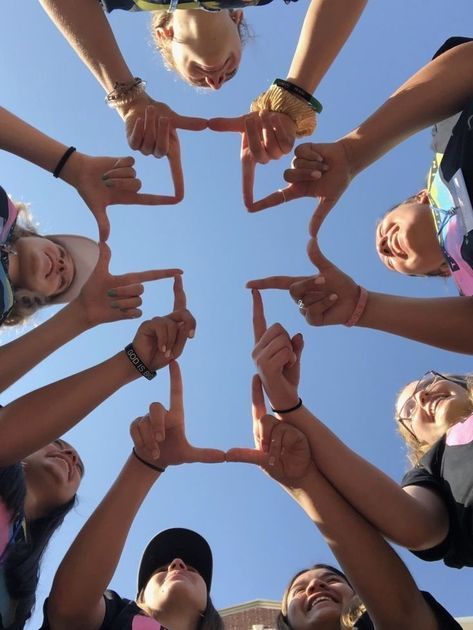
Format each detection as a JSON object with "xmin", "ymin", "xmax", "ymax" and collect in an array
[
  {"xmin": 345, "ymin": 286, "xmax": 368, "ymax": 327},
  {"xmin": 273, "ymin": 79, "xmax": 323, "ymax": 113},
  {"xmin": 271, "ymin": 398, "xmax": 303, "ymax": 414},
  {"xmin": 132, "ymin": 448, "xmax": 165, "ymax": 473},
  {"xmin": 124, "ymin": 343, "xmax": 157, "ymax": 380},
  {"xmin": 53, "ymin": 146, "xmax": 76, "ymax": 178}
]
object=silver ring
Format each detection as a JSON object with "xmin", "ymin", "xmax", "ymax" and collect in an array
[
  {"xmin": 297, "ymin": 299, "xmax": 305, "ymax": 310},
  {"xmin": 278, "ymin": 188, "xmax": 287, "ymax": 203}
]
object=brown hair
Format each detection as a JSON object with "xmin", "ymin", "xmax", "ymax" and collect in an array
[
  {"xmin": 277, "ymin": 564, "xmax": 366, "ymax": 630},
  {"xmin": 395, "ymin": 373, "xmax": 473, "ymax": 466},
  {"xmin": 150, "ymin": 10, "xmax": 250, "ymax": 83}
]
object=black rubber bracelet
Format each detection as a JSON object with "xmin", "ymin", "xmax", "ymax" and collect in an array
[
  {"xmin": 124, "ymin": 343, "xmax": 157, "ymax": 380},
  {"xmin": 273, "ymin": 79, "xmax": 323, "ymax": 114},
  {"xmin": 53, "ymin": 146, "xmax": 76, "ymax": 178},
  {"xmin": 132, "ymin": 448, "xmax": 165, "ymax": 473},
  {"xmin": 271, "ymin": 398, "xmax": 303, "ymax": 414}
]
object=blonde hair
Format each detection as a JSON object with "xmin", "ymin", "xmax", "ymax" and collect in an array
[
  {"xmin": 2, "ymin": 199, "xmax": 47, "ymax": 328},
  {"xmin": 150, "ymin": 11, "xmax": 250, "ymax": 82},
  {"xmin": 278, "ymin": 565, "xmax": 366, "ymax": 630},
  {"xmin": 395, "ymin": 374, "xmax": 473, "ymax": 466}
]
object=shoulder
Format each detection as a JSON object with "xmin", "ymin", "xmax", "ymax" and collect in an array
[{"xmin": 432, "ymin": 37, "xmax": 473, "ymax": 60}]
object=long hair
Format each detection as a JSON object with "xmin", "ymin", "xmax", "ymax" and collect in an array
[
  {"xmin": 3, "ymin": 199, "xmax": 47, "ymax": 327},
  {"xmin": 0, "ymin": 465, "xmax": 76, "ymax": 628},
  {"xmin": 395, "ymin": 373, "xmax": 473, "ymax": 466},
  {"xmin": 277, "ymin": 564, "xmax": 366, "ymax": 630}
]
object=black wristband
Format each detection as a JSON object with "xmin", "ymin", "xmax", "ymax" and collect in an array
[
  {"xmin": 271, "ymin": 398, "xmax": 303, "ymax": 414},
  {"xmin": 124, "ymin": 343, "xmax": 157, "ymax": 380},
  {"xmin": 132, "ymin": 448, "xmax": 165, "ymax": 473},
  {"xmin": 273, "ymin": 79, "xmax": 323, "ymax": 114},
  {"xmin": 53, "ymin": 146, "xmax": 76, "ymax": 178}
]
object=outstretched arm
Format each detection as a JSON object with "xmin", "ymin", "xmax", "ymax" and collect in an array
[
  {"xmin": 287, "ymin": 0, "xmax": 367, "ymax": 94},
  {"xmin": 250, "ymin": 289, "xmax": 449, "ymax": 551},
  {"xmin": 0, "ymin": 276, "xmax": 195, "ymax": 464},
  {"xmin": 46, "ymin": 362, "xmax": 224, "ymax": 630}
]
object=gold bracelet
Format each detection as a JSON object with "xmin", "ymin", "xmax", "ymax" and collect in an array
[{"xmin": 250, "ymin": 84, "xmax": 316, "ymax": 138}]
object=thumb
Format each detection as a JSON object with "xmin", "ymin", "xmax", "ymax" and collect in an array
[
  {"xmin": 291, "ymin": 333, "xmax": 304, "ymax": 362},
  {"xmin": 309, "ymin": 197, "xmax": 336, "ymax": 237},
  {"xmin": 307, "ymin": 237, "xmax": 332, "ymax": 272}
]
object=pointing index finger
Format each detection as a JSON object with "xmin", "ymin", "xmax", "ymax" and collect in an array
[
  {"xmin": 252, "ymin": 289, "xmax": 267, "ymax": 343},
  {"xmin": 251, "ymin": 374, "xmax": 267, "ymax": 423},
  {"xmin": 208, "ymin": 116, "xmax": 247, "ymax": 133},
  {"xmin": 169, "ymin": 361, "xmax": 184, "ymax": 413},
  {"xmin": 173, "ymin": 275, "xmax": 187, "ymax": 311}
]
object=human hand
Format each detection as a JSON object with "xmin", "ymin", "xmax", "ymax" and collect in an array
[
  {"xmin": 131, "ymin": 275, "xmax": 196, "ymax": 371},
  {"xmin": 247, "ymin": 239, "xmax": 360, "ymax": 327},
  {"xmin": 251, "ymin": 289, "xmax": 303, "ymax": 411},
  {"xmin": 118, "ymin": 95, "xmax": 208, "ymax": 201},
  {"xmin": 130, "ymin": 361, "xmax": 225, "ymax": 466},
  {"xmin": 209, "ymin": 112, "xmax": 296, "ymax": 211},
  {"xmin": 63, "ymin": 152, "xmax": 189, "ymax": 240},
  {"xmin": 226, "ymin": 375, "xmax": 311, "ymax": 486},
  {"xmin": 74, "ymin": 242, "xmax": 182, "ymax": 328}
]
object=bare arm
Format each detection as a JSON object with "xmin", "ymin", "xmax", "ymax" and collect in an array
[
  {"xmin": 287, "ymin": 0, "xmax": 367, "ymax": 94},
  {"xmin": 288, "ymin": 466, "xmax": 438, "ymax": 630},
  {"xmin": 47, "ymin": 455, "xmax": 161, "ymax": 630}
]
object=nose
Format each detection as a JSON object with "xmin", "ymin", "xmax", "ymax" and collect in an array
[
  {"xmin": 205, "ymin": 72, "xmax": 225, "ymax": 90},
  {"xmin": 63, "ymin": 446, "xmax": 79, "ymax": 465},
  {"xmin": 306, "ymin": 577, "xmax": 328, "ymax": 594},
  {"xmin": 168, "ymin": 558, "xmax": 187, "ymax": 572}
]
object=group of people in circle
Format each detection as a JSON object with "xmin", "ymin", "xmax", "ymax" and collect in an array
[{"xmin": 1, "ymin": 0, "xmax": 473, "ymax": 628}]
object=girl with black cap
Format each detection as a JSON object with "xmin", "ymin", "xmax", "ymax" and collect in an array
[{"xmin": 40, "ymin": 361, "xmax": 224, "ymax": 630}]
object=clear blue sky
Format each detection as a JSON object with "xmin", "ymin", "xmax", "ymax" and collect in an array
[{"xmin": 3, "ymin": 1, "xmax": 473, "ymax": 626}]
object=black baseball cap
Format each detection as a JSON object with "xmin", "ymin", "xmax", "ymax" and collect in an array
[{"xmin": 137, "ymin": 528, "xmax": 213, "ymax": 595}]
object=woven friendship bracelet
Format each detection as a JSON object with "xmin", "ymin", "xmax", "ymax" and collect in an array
[
  {"xmin": 53, "ymin": 146, "xmax": 76, "ymax": 178},
  {"xmin": 345, "ymin": 286, "xmax": 369, "ymax": 327},
  {"xmin": 124, "ymin": 343, "xmax": 157, "ymax": 380},
  {"xmin": 132, "ymin": 448, "xmax": 165, "ymax": 473},
  {"xmin": 271, "ymin": 398, "xmax": 303, "ymax": 414},
  {"xmin": 273, "ymin": 79, "xmax": 323, "ymax": 113}
]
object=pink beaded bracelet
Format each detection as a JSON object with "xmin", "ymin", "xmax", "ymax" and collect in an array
[{"xmin": 344, "ymin": 286, "xmax": 368, "ymax": 327}]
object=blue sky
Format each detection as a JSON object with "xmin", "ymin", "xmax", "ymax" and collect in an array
[{"xmin": 3, "ymin": 0, "xmax": 473, "ymax": 626}]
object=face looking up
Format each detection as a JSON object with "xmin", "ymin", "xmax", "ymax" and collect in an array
[
  {"xmin": 142, "ymin": 557, "xmax": 207, "ymax": 617},
  {"xmin": 22, "ymin": 439, "xmax": 84, "ymax": 517},
  {"xmin": 375, "ymin": 191, "xmax": 448, "ymax": 276},
  {"xmin": 155, "ymin": 10, "xmax": 243, "ymax": 90},
  {"xmin": 396, "ymin": 372, "xmax": 472, "ymax": 445},
  {"xmin": 285, "ymin": 567, "xmax": 354, "ymax": 630},
  {"xmin": 8, "ymin": 236, "xmax": 75, "ymax": 299}
]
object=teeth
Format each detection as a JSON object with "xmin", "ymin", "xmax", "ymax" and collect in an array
[{"xmin": 310, "ymin": 597, "xmax": 331, "ymax": 609}]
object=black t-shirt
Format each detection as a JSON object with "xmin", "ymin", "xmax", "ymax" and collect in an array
[
  {"xmin": 354, "ymin": 591, "xmax": 460, "ymax": 629},
  {"xmin": 102, "ymin": 0, "xmax": 283, "ymax": 12},
  {"xmin": 402, "ymin": 413, "xmax": 473, "ymax": 568},
  {"xmin": 40, "ymin": 591, "xmax": 163, "ymax": 630}
]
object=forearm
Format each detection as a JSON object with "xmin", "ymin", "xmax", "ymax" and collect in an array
[
  {"xmin": 286, "ymin": 467, "xmax": 437, "ymax": 630},
  {"xmin": 39, "ymin": 0, "xmax": 133, "ymax": 92},
  {"xmin": 342, "ymin": 41, "xmax": 473, "ymax": 175},
  {"xmin": 49, "ymin": 455, "xmax": 161, "ymax": 627},
  {"xmin": 278, "ymin": 406, "xmax": 440, "ymax": 548},
  {"xmin": 0, "ymin": 351, "xmax": 138, "ymax": 465},
  {"xmin": 0, "ymin": 301, "xmax": 89, "ymax": 394},
  {"xmin": 287, "ymin": 0, "xmax": 367, "ymax": 93},
  {"xmin": 359, "ymin": 292, "xmax": 473, "ymax": 354}
]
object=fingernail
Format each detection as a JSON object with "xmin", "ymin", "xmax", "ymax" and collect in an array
[
  {"xmin": 107, "ymin": 289, "xmax": 117, "ymax": 297},
  {"xmin": 103, "ymin": 180, "xmax": 114, "ymax": 188},
  {"xmin": 165, "ymin": 349, "xmax": 171, "ymax": 358},
  {"xmin": 155, "ymin": 433, "xmax": 163, "ymax": 441},
  {"xmin": 329, "ymin": 294, "xmax": 338, "ymax": 301},
  {"xmin": 188, "ymin": 329, "xmax": 195, "ymax": 339},
  {"xmin": 268, "ymin": 456, "xmax": 276, "ymax": 467},
  {"xmin": 132, "ymin": 312, "xmax": 141, "ymax": 318},
  {"xmin": 161, "ymin": 345, "xmax": 167, "ymax": 353},
  {"xmin": 314, "ymin": 276, "xmax": 325, "ymax": 285},
  {"xmin": 311, "ymin": 171, "xmax": 322, "ymax": 179},
  {"xmin": 101, "ymin": 175, "xmax": 109, "ymax": 181},
  {"xmin": 111, "ymin": 302, "xmax": 119, "ymax": 309}
]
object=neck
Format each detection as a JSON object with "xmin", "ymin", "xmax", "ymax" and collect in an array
[
  {"xmin": 137, "ymin": 602, "xmax": 201, "ymax": 630},
  {"xmin": 7, "ymin": 249, "xmax": 19, "ymax": 286}
]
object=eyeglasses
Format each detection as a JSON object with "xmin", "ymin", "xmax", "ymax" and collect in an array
[{"xmin": 397, "ymin": 371, "xmax": 466, "ymax": 441}]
